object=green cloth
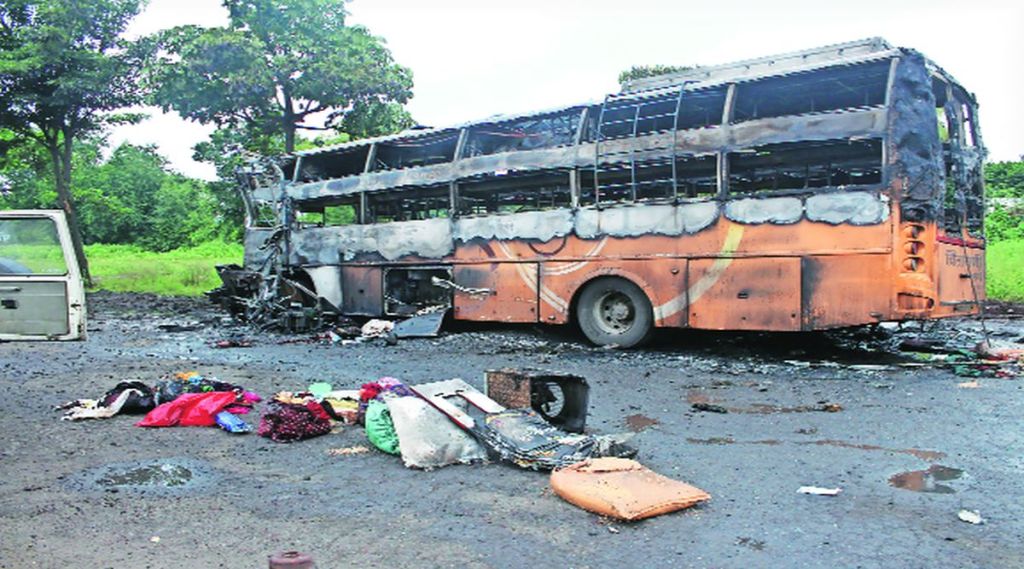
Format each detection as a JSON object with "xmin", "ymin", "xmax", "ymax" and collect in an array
[{"xmin": 365, "ymin": 399, "xmax": 400, "ymax": 455}]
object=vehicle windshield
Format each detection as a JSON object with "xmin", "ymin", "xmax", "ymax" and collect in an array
[{"xmin": 0, "ymin": 217, "xmax": 69, "ymax": 275}]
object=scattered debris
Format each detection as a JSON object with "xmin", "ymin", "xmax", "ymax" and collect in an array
[
  {"xmin": 149, "ymin": 536, "xmax": 160, "ymax": 543},
  {"xmin": 212, "ymin": 338, "xmax": 252, "ymax": 348},
  {"xmin": 957, "ymin": 509, "xmax": 985, "ymax": 525},
  {"xmin": 607, "ymin": 525, "xmax": 620, "ymax": 534},
  {"xmin": 157, "ymin": 323, "xmax": 200, "ymax": 333},
  {"xmin": 550, "ymin": 457, "xmax": 710, "ymax": 520},
  {"xmin": 692, "ymin": 403, "xmax": 728, "ymax": 414},
  {"xmin": 975, "ymin": 340, "xmax": 1024, "ymax": 362},
  {"xmin": 957, "ymin": 380, "xmax": 981, "ymax": 389},
  {"xmin": 816, "ymin": 402, "xmax": 844, "ymax": 413},
  {"xmin": 361, "ymin": 319, "xmax": 395, "ymax": 339},
  {"xmin": 797, "ymin": 486, "xmax": 842, "ymax": 496},
  {"xmin": 327, "ymin": 446, "xmax": 371, "ymax": 456},
  {"xmin": 735, "ymin": 536, "xmax": 766, "ymax": 551}
]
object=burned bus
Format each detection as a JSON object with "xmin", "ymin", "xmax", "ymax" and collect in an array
[{"xmin": 217, "ymin": 38, "xmax": 986, "ymax": 347}]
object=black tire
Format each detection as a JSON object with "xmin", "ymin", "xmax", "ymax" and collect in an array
[{"xmin": 576, "ymin": 277, "xmax": 653, "ymax": 348}]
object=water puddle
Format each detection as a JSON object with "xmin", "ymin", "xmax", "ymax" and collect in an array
[
  {"xmin": 625, "ymin": 414, "xmax": 660, "ymax": 432},
  {"xmin": 889, "ymin": 465, "xmax": 964, "ymax": 493},
  {"xmin": 97, "ymin": 463, "xmax": 194, "ymax": 488},
  {"xmin": 70, "ymin": 458, "xmax": 214, "ymax": 494}
]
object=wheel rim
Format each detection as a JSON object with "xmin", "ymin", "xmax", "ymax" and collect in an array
[{"xmin": 592, "ymin": 290, "xmax": 636, "ymax": 335}]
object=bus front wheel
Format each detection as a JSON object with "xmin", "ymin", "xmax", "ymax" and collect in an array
[{"xmin": 576, "ymin": 277, "xmax": 653, "ymax": 348}]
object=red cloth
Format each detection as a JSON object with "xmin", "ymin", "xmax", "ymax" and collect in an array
[
  {"xmin": 359, "ymin": 382, "xmax": 383, "ymax": 402},
  {"xmin": 136, "ymin": 391, "xmax": 239, "ymax": 428}
]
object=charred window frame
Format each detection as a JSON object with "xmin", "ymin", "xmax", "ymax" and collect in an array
[
  {"xmin": 374, "ymin": 131, "xmax": 460, "ymax": 171},
  {"xmin": 732, "ymin": 60, "xmax": 890, "ymax": 123},
  {"xmin": 296, "ymin": 146, "xmax": 371, "ymax": 182},
  {"xmin": 579, "ymin": 154, "xmax": 717, "ymax": 206},
  {"xmin": 597, "ymin": 90, "xmax": 679, "ymax": 141},
  {"xmin": 464, "ymin": 110, "xmax": 583, "ymax": 157},
  {"xmin": 365, "ymin": 185, "xmax": 451, "ymax": 223},
  {"xmin": 456, "ymin": 170, "xmax": 572, "ymax": 216},
  {"xmin": 581, "ymin": 104, "xmax": 603, "ymax": 143},
  {"xmin": 727, "ymin": 138, "xmax": 883, "ymax": 194},
  {"xmin": 251, "ymin": 201, "xmax": 278, "ymax": 228},
  {"xmin": 935, "ymin": 77, "xmax": 967, "ymax": 235},
  {"xmin": 676, "ymin": 87, "xmax": 728, "ymax": 130},
  {"xmin": 295, "ymin": 196, "xmax": 360, "ymax": 228}
]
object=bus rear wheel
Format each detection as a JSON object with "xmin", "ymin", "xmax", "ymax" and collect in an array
[{"xmin": 576, "ymin": 277, "xmax": 653, "ymax": 348}]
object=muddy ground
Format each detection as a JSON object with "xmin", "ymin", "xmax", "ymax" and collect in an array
[{"xmin": 1, "ymin": 292, "xmax": 1022, "ymax": 569}]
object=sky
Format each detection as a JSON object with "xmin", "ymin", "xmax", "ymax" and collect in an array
[{"xmin": 115, "ymin": 0, "xmax": 1024, "ymax": 180}]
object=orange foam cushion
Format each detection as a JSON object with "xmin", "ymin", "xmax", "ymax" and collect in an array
[{"xmin": 550, "ymin": 457, "xmax": 710, "ymax": 521}]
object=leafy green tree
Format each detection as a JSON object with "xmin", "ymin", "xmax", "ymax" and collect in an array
[
  {"xmin": 0, "ymin": 0, "xmax": 148, "ymax": 283},
  {"xmin": 618, "ymin": 64, "xmax": 696, "ymax": 86},
  {"xmin": 985, "ymin": 161, "xmax": 1024, "ymax": 198},
  {"xmin": 984, "ymin": 161, "xmax": 1024, "ymax": 243},
  {"xmin": 148, "ymin": 0, "xmax": 414, "ymax": 152}
]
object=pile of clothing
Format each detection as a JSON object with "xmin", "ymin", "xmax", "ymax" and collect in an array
[{"xmin": 56, "ymin": 372, "xmax": 261, "ymax": 433}]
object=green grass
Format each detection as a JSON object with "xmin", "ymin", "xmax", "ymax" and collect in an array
[
  {"xmin": 987, "ymin": 239, "xmax": 1024, "ymax": 302},
  {"xmin": 86, "ymin": 241, "xmax": 243, "ymax": 297}
]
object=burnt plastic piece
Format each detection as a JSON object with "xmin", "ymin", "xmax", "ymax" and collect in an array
[
  {"xmin": 485, "ymin": 369, "xmax": 589, "ymax": 433},
  {"xmin": 393, "ymin": 310, "xmax": 447, "ymax": 338}
]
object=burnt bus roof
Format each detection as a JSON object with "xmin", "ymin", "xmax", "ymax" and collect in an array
[
  {"xmin": 291, "ymin": 37, "xmax": 969, "ymax": 162},
  {"xmin": 254, "ymin": 37, "xmax": 977, "ymax": 206}
]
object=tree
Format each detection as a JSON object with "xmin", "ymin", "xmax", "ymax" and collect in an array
[
  {"xmin": 984, "ymin": 161, "xmax": 1024, "ymax": 243},
  {"xmin": 985, "ymin": 161, "xmax": 1024, "ymax": 198},
  {"xmin": 148, "ymin": 0, "xmax": 414, "ymax": 153},
  {"xmin": 0, "ymin": 0, "xmax": 148, "ymax": 284},
  {"xmin": 618, "ymin": 64, "xmax": 696, "ymax": 86}
]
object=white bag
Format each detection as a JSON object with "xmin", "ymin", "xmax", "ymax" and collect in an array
[{"xmin": 386, "ymin": 396, "xmax": 486, "ymax": 469}]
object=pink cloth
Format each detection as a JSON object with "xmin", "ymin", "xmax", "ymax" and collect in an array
[{"xmin": 136, "ymin": 391, "xmax": 238, "ymax": 428}]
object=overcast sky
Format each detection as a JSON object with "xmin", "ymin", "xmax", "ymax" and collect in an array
[{"xmin": 116, "ymin": 0, "xmax": 1024, "ymax": 179}]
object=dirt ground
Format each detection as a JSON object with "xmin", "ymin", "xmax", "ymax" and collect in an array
[{"xmin": 1, "ymin": 292, "xmax": 1022, "ymax": 569}]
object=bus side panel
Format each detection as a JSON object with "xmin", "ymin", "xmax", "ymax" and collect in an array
[
  {"xmin": 341, "ymin": 266, "xmax": 383, "ymax": 316},
  {"xmin": 688, "ymin": 257, "xmax": 801, "ymax": 331},
  {"xmin": 452, "ymin": 263, "xmax": 539, "ymax": 323},
  {"xmin": 801, "ymin": 254, "xmax": 890, "ymax": 330}
]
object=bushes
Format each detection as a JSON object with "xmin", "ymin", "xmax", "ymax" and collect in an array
[
  {"xmin": 86, "ymin": 242, "xmax": 243, "ymax": 297},
  {"xmin": 987, "ymin": 240, "xmax": 1024, "ymax": 302}
]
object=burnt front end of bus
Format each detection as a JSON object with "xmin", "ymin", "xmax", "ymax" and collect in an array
[
  {"xmin": 209, "ymin": 157, "xmax": 336, "ymax": 331},
  {"xmin": 890, "ymin": 53, "xmax": 986, "ymax": 322}
]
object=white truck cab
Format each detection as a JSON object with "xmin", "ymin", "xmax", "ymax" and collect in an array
[{"xmin": 0, "ymin": 210, "xmax": 87, "ymax": 341}]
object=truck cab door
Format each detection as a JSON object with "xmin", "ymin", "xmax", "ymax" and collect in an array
[{"xmin": 0, "ymin": 210, "xmax": 87, "ymax": 341}]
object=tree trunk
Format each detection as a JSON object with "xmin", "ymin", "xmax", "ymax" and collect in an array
[
  {"xmin": 282, "ymin": 92, "xmax": 296, "ymax": 153},
  {"xmin": 284, "ymin": 123, "xmax": 295, "ymax": 153},
  {"xmin": 47, "ymin": 135, "xmax": 92, "ymax": 287}
]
